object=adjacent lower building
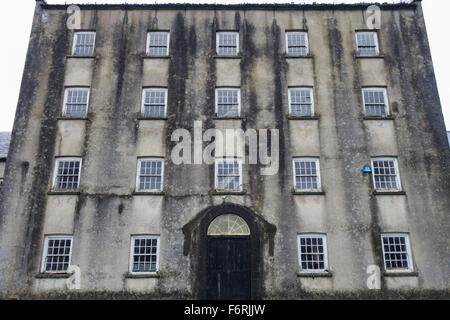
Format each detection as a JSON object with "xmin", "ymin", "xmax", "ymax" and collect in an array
[{"xmin": 0, "ymin": 0, "xmax": 449, "ymax": 299}]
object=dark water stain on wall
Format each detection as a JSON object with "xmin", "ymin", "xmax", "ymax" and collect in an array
[{"xmin": 22, "ymin": 17, "xmax": 69, "ymax": 291}]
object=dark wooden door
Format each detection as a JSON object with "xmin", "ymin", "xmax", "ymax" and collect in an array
[{"xmin": 207, "ymin": 236, "xmax": 251, "ymax": 299}]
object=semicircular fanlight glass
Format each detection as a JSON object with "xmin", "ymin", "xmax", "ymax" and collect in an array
[{"xmin": 207, "ymin": 214, "xmax": 250, "ymax": 236}]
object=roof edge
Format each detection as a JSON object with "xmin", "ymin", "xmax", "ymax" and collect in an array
[{"xmin": 40, "ymin": 1, "xmax": 421, "ymax": 11}]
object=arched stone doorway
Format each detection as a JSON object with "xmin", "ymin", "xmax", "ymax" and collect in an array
[
  {"xmin": 207, "ymin": 214, "xmax": 251, "ymax": 299},
  {"xmin": 182, "ymin": 203, "xmax": 276, "ymax": 300}
]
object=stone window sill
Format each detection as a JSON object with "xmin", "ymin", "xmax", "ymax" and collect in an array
[
  {"xmin": 297, "ymin": 271, "xmax": 332, "ymax": 278},
  {"xmin": 284, "ymin": 54, "xmax": 314, "ymax": 59},
  {"xmin": 383, "ymin": 271, "xmax": 418, "ymax": 277},
  {"xmin": 355, "ymin": 54, "xmax": 385, "ymax": 59},
  {"xmin": 363, "ymin": 116, "xmax": 395, "ymax": 121},
  {"xmin": 288, "ymin": 115, "xmax": 320, "ymax": 120},
  {"xmin": 132, "ymin": 191, "xmax": 166, "ymax": 196},
  {"xmin": 292, "ymin": 191, "xmax": 325, "ymax": 196},
  {"xmin": 124, "ymin": 272, "xmax": 161, "ymax": 279},
  {"xmin": 57, "ymin": 117, "xmax": 89, "ymax": 121},
  {"xmin": 210, "ymin": 190, "xmax": 247, "ymax": 196},
  {"xmin": 48, "ymin": 190, "xmax": 81, "ymax": 196},
  {"xmin": 373, "ymin": 191, "xmax": 406, "ymax": 196},
  {"xmin": 213, "ymin": 55, "xmax": 242, "ymax": 59},
  {"xmin": 142, "ymin": 55, "xmax": 171, "ymax": 59},
  {"xmin": 66, "ymin": 55, "xmax": 97, "ymax": 59},
  {"xmin": 213, "ymin": 116, "xmax": 244, "ymax": 120},
  {"xmin": 35, "ymin": 272, "xmax": 74, "ymax": 279},
  {"xmin": 137, "ymin": 116, "xmax": 168, "ymax": 120}
]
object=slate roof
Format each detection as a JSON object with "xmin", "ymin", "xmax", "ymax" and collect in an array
[
  {"xmin": 0, "ymin": 132, "xmax": 11, "ymax": 160},
  {"xmin": 447, "ymin": 131, "xmax": 450, "ymax": 147}
]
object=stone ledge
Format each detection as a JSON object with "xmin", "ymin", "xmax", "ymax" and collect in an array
[
  {"xmin": 383, "ymin": 271, "xmax": 419, "ymax": 277},
  {"xmin": 355, "ymin": 54, "xmax": 385, "ymax": 59},
  {"xmin": 213, "ymin": 55, "xmax": 242, "ymax": 59},
  {"xmin": 142, "ymin": 55, "xmax": 171, "ymax": 59},
  {"xmin": 124, "ymin": 272, "xmax": 161, "ymax": 279},
  {"xmin": 210, "ymin": 190, "xmax": 247, "ymax": 196},
  {"xmin": 363, "ymin": 116, "xmax": 395, "ymax": 121},
  {"xmin": 35, "ymin": 272, "xmax": 74, "ymax": 279},
  {"xmin": 297, "ymin": 271, "xmax": 333, "ymax": 278},
  {"xmin": 137, "ymin": 116, "xmax": 168, "ymax": 120},
  {"xmin": 213, "ymin": 116, "xmax": 244, "ymax": 120},
  {"xmin": 284, "ymin": 54, "xmax": 314, "ymax": 59},
  {"xmin": 373, "ymin": 191, "xmax": 406, "ymax": 196},
  {"xmin": 57, "ymin": 117, "xmax": 89, "ymax": 121},
  {"xmin": 292, "ymin": 191, "xmax": 325, "ymax": 196},
  {"xmin": 132, "ymin": 191, "xmax": 166, "ymax": 196},
  {"xmin": 47, "ymin": 191, "xmax": 81, "ymax": 196},
  {"xmin": 288, "ymin": 115, "xmax": 320, "ymax": 120},
  {"xmin": 66, "ymin": 55, "xmax": 97, "ymax": 59}
]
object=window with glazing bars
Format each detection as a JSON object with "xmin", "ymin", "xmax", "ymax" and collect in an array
[
  {"xmin": 362, "ymin": 88, "xmax": 388, "ymax": 116},
  {"xmin": 356, "ymin": 31, "xmax": 379, "ymax": 56},
  {"xmin": 41, "ymin": 236, "xmax": 73, "ymax": 273},
  {"xmin": 293, "ymin": 158, "xmax": 321, "ymax": 191},
  {"xmin": 72, "ymin": 32, "xmax": 96, "ymax": 56},
  {"xmin": 381, "ymin": 234, "xmax": 413, "ymax": 271},
  {"xmin": 298, "ymin": 234, "xmax": 328, "ymax": 271},
  {"xmin": 53, "ymin": 158, "xmax": 82, "ymax": 190},
  {"xmin": 147, "ymin": 32, "xmax": 170, "ymax": 56},
  {"xmin": 130, "ymin": 236, "xmax": 159, "ymax": 273},
  {"xmin": 286, "ymin": 32, "xmax": 309, "ymax": 56},
  {"xmin": 371, "ymin": 158, "xmax": 401, "ymax": 191},
  {"xmin": 141, "ymin": 88, "xmax": 167, "ymax": 117},
  {"xmin": 137, "ymin": 158, "xmax": 164, "ymax": 191},
  {"xmin": 63, "ymin": 88, "xmax": 89, "ymax": 117},
  {"xmin": 215, "ymin": 158, "xmax": 242, "ymax": 191},
  {"xmin": 289, "ymin": 88, "xmax": 314, "ymax": 116},
  {"xmin": 216, "ymin": 32, "xmax": 239, "ymax": 55},
  {"xmin": 216, "ymin": 88, "xmax": 240, "ymax": 117}
]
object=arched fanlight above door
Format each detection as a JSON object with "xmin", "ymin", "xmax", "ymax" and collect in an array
[{"xmin": 207, "ymin": 214, "xmax": 250, "ymax": 236}]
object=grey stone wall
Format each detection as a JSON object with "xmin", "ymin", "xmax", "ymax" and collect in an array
[{"xmin": 0, "ymin": 1, "xmax": 449, "ymax": 299}]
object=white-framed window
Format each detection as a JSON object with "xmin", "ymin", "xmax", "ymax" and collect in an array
[
  {"xmin": 129, "ymin": 235, "xmax": 160, "ymax": 274},
  {"xmin": 52, "ymin": 157, "xmax": 82, "ymax": 190},
  {"xmin": 356, "ymin": 31, "xmax": 379, "ymax": 56},
  {"xmin": 298, "ymin": 234, "xmax": 328, "ymax": 272},
  {"xmin": 288, "ymin": 87, "xmax": 314, "ymax": 116},
  {"xmin": 215, "ymin": 88, "xmax": 240, "ymax": 117},
  {"xmin": 41, "ymin": 235, "xmax": 73, "ymax": 273},
  {"xmin": 293, "ymin": 158, "xmax": 321, "ymax": 192},
  {"xmin": 362, "ymin": 88, "xmax": 389, "ymax": 117},
  {"xmin": 147, "ymin": 32, "xmax": 170, "ymax": 56},
  {"xmin": 286, "ymin": 31, "xmax": 309, "ymax": 56},
  {"xmin": 371, "ymin": 157, "xmax": 402, "ymax": 191},
  {"xmin": 381, "ymin": 233, "xmax": 413, "ymax": 272},
  {"xmin": 216, "ymin": 32, "xmax": 239, "ymax": 55},
  {"xmin": 72, "ymin": 31, "xmax": 96, "ymax": 56},
  {"xmin": 62, "ymin": 87, "xmax": 90, "ymax": 117},
  {"xmin": 136, "ymin": 158, "xmax": 164, "ymax": 192},
  {"xmin": 141, "ymin": 88, "xmax": 167, "ymax": 117},
  {"xmin": 215, "ymin": 158, "xmax": 242, "ymax": 192}
]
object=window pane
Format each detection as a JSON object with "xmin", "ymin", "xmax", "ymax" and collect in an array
[
  {"xmin": 131, "ymin": 237, "xmax": 159, "ymax": 273},
  {"xmin": 216, "ymin": 89, "xmax": 239, "ymax": 117},
  {"xmin": 298, "ymin": 235, "xmax": 327, "ymax": 271},
  {"xmin": 148, "ymin": 32, "xmax": 169, "ymax": 56},
  {"xmin": 73, "ymin": 32, "xmax": 95, "ymax": 56},
  {"xmin": 216, "ymin": 159, "xmax": 241, "ymax": 191},
  {"xmin": 44, "ymin": 237, "xmax": 72, "ymax": 272}
]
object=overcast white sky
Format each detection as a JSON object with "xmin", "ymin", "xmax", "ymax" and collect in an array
[{"xmin": 0, "ymin": 0, "xmax": 448, "ymax": 132}]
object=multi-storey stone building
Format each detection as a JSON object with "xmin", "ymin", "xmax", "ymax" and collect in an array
[{"xmin": 0, "ymin": 0, "xmax": 449, "ymax": 299}]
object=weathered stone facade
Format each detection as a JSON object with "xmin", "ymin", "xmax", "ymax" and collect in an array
[{"xmin": 0, "ymin": 1, "xmax": 449, "ymax": 299}]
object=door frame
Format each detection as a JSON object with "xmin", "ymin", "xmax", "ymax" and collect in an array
[
  {"xmin": 206, "ymin": 235, "xmax": 251, "ymax": 300},
  {"xmin": 197, "ymin": 204, "xmax": 262, "ymax": 300}
]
